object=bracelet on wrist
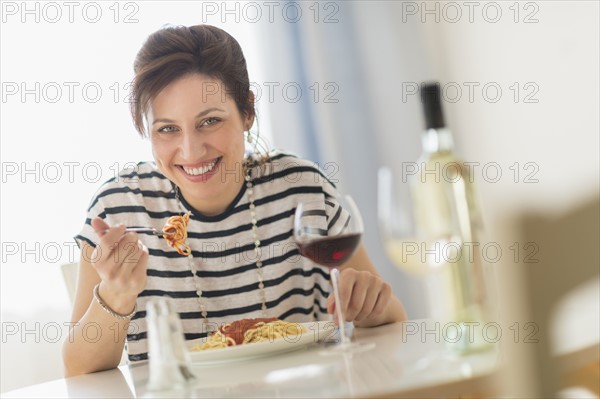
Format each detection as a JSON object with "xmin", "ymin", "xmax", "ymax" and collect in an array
[{"xmin": 93, "ymin": 283, "xmax": 137, "ymax": 321}]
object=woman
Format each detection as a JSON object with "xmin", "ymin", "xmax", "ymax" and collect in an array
[{"xmin": 63, "ymin": 24, "xmax": 406, "ymax": 375}]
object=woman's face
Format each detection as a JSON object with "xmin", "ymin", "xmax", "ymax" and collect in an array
[{"xmin": 149, "ymin": 73, "xmax": 253, "ymax": 215}]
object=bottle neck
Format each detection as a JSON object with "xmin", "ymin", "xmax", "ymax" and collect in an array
[{"xmin": 421, "ymin": 128, "xmax": 454, "ymax": 153}]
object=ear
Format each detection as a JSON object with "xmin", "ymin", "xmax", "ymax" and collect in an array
[{"xmin": 244, "ymin": 91, "xmax": 256, "ymax": 131}]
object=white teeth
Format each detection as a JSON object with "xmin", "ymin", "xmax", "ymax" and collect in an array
[{"xmin": 182, "ymin": 159, "xmax": 218, "ymax": 176}]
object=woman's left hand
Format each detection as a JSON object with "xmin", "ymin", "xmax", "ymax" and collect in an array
[{"xmin": 327, "ymin": 268, "xmax": 392, "ymax": 324}]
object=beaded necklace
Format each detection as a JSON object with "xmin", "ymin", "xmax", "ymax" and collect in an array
[{"xmin": 174, "ymin": 163, "xmax": 268, "ymax": 325}]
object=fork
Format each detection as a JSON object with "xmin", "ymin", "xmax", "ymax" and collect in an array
[{"xmin": 100, "ymin": 227, "xmax": 175, "ymax": 236}]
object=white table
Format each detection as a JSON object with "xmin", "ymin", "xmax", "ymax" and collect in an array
[{"xmin": 2, "ymin": 320, "xmax": 500, "ymax": 398}]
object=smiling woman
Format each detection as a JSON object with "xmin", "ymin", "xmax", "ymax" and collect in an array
[{"xmin": 61, "ymin": 24, "xmax": 405, "ymax": 376}]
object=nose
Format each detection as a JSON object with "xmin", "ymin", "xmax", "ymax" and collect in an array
[{"xmin": 179, "ymin": 128, "xmax": 207, "ymax": 161}]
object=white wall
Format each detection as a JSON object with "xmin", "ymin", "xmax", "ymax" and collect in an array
[{"xmin": 419, "ymin": 0, "xmax": 599, "ymax": 222}]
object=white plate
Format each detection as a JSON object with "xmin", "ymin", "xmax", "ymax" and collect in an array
[{"xmin": 188, "ymin": 321, "xmax": 337, "ymax": 365}]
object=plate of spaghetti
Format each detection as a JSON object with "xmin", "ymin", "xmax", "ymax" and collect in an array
[{"xmin": 188, "ymin": 318, "xmax": 337, "ymax": 365}]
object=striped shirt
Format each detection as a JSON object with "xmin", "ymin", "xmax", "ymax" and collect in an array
[{"xmin": 75, "ymin": 151, "xmax": 346, "ymax": 362}]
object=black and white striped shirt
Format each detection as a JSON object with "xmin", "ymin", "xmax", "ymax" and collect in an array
[{"xmin": 75, "ymin": 151, "xmax": 345, "ymax": 362}]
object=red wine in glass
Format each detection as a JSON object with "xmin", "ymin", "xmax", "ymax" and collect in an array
[
  {"xmin": 297, "ymin": 233, "xmax": 361, "ymax": 267},
  {"xmin": 294, "ymin": 196, "xmax": 374, "ymax": 353}
]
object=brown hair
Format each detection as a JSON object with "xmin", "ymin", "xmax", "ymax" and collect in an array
[{"xmin": 130, "ymin": 24, "xmax": 254, "ymax": 137}]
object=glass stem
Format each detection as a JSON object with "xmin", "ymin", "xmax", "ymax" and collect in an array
[{"xmin": 330, "ymin": 268, "xmax": 350, "ymax": 345}]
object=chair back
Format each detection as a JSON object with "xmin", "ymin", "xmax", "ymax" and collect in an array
[{"xmin": 499, "ymin": 197, "xmax": 600, "ymax": 396}]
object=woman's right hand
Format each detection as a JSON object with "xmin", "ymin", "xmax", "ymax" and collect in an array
[{"xmin": 89, "ymin": 217, "xmax": 149, "ymax": 314}]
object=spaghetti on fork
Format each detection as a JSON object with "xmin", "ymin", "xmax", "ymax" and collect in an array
[{"xmin": 162, "ymin": 212, "xmax": 192, "ymax": 256}]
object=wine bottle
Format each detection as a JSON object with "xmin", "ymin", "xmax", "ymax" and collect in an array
[{"xmin": 410, "ymin": 82, "xmax": 490, "ymax": 353}]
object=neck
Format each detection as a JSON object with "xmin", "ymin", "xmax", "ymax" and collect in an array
[
  {"xmin": 177, "ymin": 162, "xmax": 249, "ymax": 217},
  {"xmin": 178, "ymin": 181, "xmax": 244, "ymax": 216},
  {"xmin": 421, "ymin": 127, "xmax": 454, "ymax": 153}
]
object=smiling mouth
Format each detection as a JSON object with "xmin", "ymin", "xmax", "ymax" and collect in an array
[{"xmin": 178, "ymin": 157, "xmax": 221, "ymax": 176}]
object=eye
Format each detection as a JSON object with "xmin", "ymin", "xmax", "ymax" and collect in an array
[
  {"xmin": 200, "ymin": 117, "xmax": 221, "ymax": 127},
  {"xmin": 157, "ymin": 125, "xmax": 179, "ymax": 134}
]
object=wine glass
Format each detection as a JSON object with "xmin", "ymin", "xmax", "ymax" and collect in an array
[
  {"xmin": 378, "ymin": 166, "xmax": 465, "ymax": 370},
  {"xmin": 377, "ymin": 167, "xmax": 426, "ymax": 277},
  {"xmin": 294, "ymin": 194, "xmax": 373, "ymax": 353},
  {"xmin": 378, "ymin": 166, "xmax": 492, "ymax": 358},
  {"xmin": 378, "ymin": 166, "xmax": 459, "ymax": 321}
]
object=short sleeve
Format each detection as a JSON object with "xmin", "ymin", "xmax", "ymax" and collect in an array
[
  {"xmin": 73, "ymin": 184, "xmax": 109, "ymax": 249},
  {"xmin": 73, "ymin": 163, "xmax": 148, "ymax": 249},
  {"xmin": 317, "ymin": 168, "xmax": 352, "ymax": 237},
  {"xmin": 322, "ymin": 189, "xmax": 352, "ymax": 237}
]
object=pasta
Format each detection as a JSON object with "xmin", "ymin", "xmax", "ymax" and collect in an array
[
  {"xmin": 162, "ymin": 212, "xmax": 192, "ymax": 256},
  {"xmin": 191, "ymin": 318, "xmax": 307, "ymax": 351}
]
